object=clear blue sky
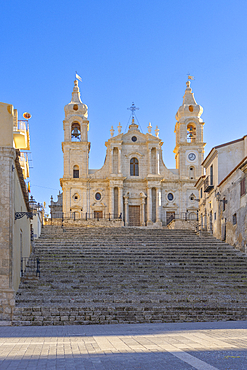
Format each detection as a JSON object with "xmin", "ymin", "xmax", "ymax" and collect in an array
[{"xmin": 1, "ymin": 1, "xmax": 247, "ymax": 213}]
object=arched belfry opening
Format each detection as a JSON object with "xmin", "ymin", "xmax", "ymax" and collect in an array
[
  {"xmin": 73, "ymin": 165, "xmax": 79, "ymax": 178},
  {"xmin": 71, "ymin": 122, "xmax": 81, "ymax": 141},
  {"xmin": 187, "ymin": 123, "xmax": 196, "ymax": 143}
]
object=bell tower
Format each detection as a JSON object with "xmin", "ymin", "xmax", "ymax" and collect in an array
[
  {"xmin": 60, "ymin": 80, "xmax": 90, "ymax": 214},
  {"xmin": 174, "ymin": 80, "xmax": 206, "ymax": 180}
]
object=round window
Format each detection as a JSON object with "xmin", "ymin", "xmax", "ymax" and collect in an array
[
  {"xmin": 131, "ymin": 136, "xmax": 137, "ymax": 142},
  {"xmin": 73, "ymin": 104, "xmax": 78, "ymax": 111},
  {"xmin": 167, "ymin": 193, "xmax": 174, "ymax": 201},
  {"xmin": 95, "ymin": 192, "xmax": 101, "ymax": 201},
  {"xmin": 73, "ymin": 193, "xmax": 80, "ymax": 202}
]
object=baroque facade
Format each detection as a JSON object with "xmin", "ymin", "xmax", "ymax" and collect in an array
[{"xmin": 59, "ymin": 80, "xmax": 205, "ymax": 226}]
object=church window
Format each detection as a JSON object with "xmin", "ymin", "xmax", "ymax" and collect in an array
[
  {"xmin": 71, "ymin": 122, "xmax": 81, "ymax": 141},
  {"xmin": 73, "ymin": 165, "xmax": 79, "ymax": 178},
  {"xmin": 187, "ymin": 123, "xmax": 196, "ymax": 143},
  {"xmin": 167, "ymin": 193, "xmax": 174, "ymax": 201},
  {"xmin": 130, "ymin": 157, "xmax": 139, "ymax": 176},
  {"xmin": 200, "ymin": 187, "xmax": 202, "ymax": 198},
  {"xmin": 233, "ymin": 213, "xmax": 237, "ymax": 225},
  {"xmin": 95, "ymin": 192, "xmax": 101, "ymax": 201},
  {"xmin": 131, "ymin": 136, "xmax": 137, "ymax": 142}
]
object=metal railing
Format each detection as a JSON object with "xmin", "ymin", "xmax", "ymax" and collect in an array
[
  {"xmin": 13, "ymin": 120, "xmax": 29, "ymax": 132},
  {"xmin": 166, "ymin": 211, "xmax": 199, "ymax": 226},
  {"xmin": 21, "ymin": 256, "xmax": 40, "ymax": 278},
  {"xmin": 47, "ymin": 212, "xmax": 123, "ymax": 226},
  {"xmin": 204, "ymin": 176, "xmax": 214, "ymax": 192}
]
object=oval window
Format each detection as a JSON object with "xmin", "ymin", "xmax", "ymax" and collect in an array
[
  {"xmin": 131, "ymin": 136, "xmax": 137, "ymax": 142},
  {"xmin": 95, "ymin": 192, "xmax": 101, "ymax": 201},
  {"xmin": 167, "ymin": 193, "xmax": 174, "ymax": 201}
]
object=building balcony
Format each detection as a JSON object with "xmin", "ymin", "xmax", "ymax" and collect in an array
[
  {"xmin": 13, "ymin": 120, "xmax": 30, "ymax": 150},
  {"xmin": 19, "ymin": 152, "xmax": 29, "ymax": 179},
  {"xmin": 204, "ymin": 176, "xmax": 214, "ymax": 193}
]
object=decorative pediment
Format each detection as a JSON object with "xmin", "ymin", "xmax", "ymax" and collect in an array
[{"xmin": 125, "ymin": 151, "xmax": 144, "ymax": 158}]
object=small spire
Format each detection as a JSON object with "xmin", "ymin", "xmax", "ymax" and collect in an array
[
  {"xmin": 155, "ymin": 125, "xmax": 159, "ymax": 137},
  {"xmin": 147, "ymin": 122, "xmax": 152, "ymax": 134},
  {"xmin": 71, "ymin": 80, "xmax": 82, "ymax": 104},
  {"xmin": 110, "ymin": 126, "xmax": 114, "ymax": 137},
  {"xmin": 117, "ymin": 122, "xmax": 122, "ymax": 134}
]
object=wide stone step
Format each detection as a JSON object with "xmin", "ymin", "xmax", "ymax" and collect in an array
[{"xmin": 15, "ymin": 226, "xmax": 247, "ymax": 325}]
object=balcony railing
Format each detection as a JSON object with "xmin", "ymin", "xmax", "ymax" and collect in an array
[
  {"xmin": 13, "ymin": 120, "xmax": 29, "ymax": 132},
  {"xmin": 204, "ymin": 176, "xmax": 214, "ymax": 193},
  {"xmin": 13, "ymin": 120, "xmax": 30, "ymax": 150}
]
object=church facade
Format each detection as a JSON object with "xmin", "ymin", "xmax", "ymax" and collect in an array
[{"xmin": 59, "ymin": 80, "xmax": 206, "ymax": 226}]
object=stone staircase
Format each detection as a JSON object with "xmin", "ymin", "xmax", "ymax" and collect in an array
[{"xmin": 13, "ymin": 226, "xmax": 247, "ymax": 325}]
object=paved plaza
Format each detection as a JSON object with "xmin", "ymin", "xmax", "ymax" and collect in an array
[{"xmin": 0, "ymin": 321, "xmax": 246, "ymax": 369}]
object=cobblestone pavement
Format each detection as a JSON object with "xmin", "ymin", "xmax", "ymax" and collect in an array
[{"xmin": 0, "ymin": 321, "xmax": 246, "ymax": 369}]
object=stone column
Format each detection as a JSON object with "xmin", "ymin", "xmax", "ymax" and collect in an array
[
  {"xmin": 124, "ymin": 197, "xmax": 129, "ymax": 226},
  {"xmin": 156, "ymin": 188, "xmax": 162, "ymax": 226},
  {"xmin": 156, "ymin": 150, "xmax": 160, "ymax": 175},
  {"xmin": 148, "ymin": 148, "xmax": 152, "ymax": 174},
  {"xmin": 109, "ymin": 187, "xmax": 114, "ymax": 216},
  {"xmin": 141, "ymin": 197, "xmax": 146, "ymax": 226},
  {"xmin": 110, "ymin": 148, "xmax": 113, "ymax": 174},
  {"xmin": 118, "ymin": 187, "xmax": 123, "ymax": 218},
  {"xmin": 147, "ymin": 187, "xmax": 152, "ymax": 226},
  {"xmin": 118, "ymin": 148, "xmax": 122, "ymax": 174}
]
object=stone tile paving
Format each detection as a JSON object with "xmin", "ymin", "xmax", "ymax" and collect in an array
[{"xmin": 0, "ymin": 321, "xmax": 246, "ymax": 369}]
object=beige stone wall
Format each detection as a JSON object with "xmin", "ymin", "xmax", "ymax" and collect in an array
[
  {"xmin": 0, "ymin": 147, "xmax": 16, "ymax": 322},
  {"xmin": 13, "ymin": 167, "xmax": 31, "ymax": 292},
  {"xmin": 0, "ymin": 103, "xmax": 14, "ymax": 147}
]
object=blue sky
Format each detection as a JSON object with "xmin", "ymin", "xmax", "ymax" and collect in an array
[{"xmin": 1, "ymin": 1, "xmax": 247, "ymax": 213}]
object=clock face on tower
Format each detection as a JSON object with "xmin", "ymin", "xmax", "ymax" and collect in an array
[{"xmin": 188, "ymin": 152, "xmax": 196, "ymax": 161}]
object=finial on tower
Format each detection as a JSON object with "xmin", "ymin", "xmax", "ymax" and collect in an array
[
  {"xmin": 147, "ymin": 122, "xmax": 152, "ymax": 134},
  {"xmin": 110, "ymin": 126, "xmax": 114, "ymax": 137},
  {"xmin": 155, "ymin": 125, "xmax": 159, "ymax": 137},
  {"xmin": 117, "ymin": 122, "xmax": 122, "ymax": 134}
]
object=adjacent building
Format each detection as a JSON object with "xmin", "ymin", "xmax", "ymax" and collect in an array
[
  {"xmin": 0, "ymin": 102, "xmax": 32, "ymax": 323},
  {"xmin": 195, "ymin": 136, "xmax": 247, "ymax": 251}
]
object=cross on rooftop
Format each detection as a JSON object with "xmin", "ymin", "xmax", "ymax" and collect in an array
[{"xmin": 127, "ymin": 102, "xmax": 139, "ymax": 118}]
